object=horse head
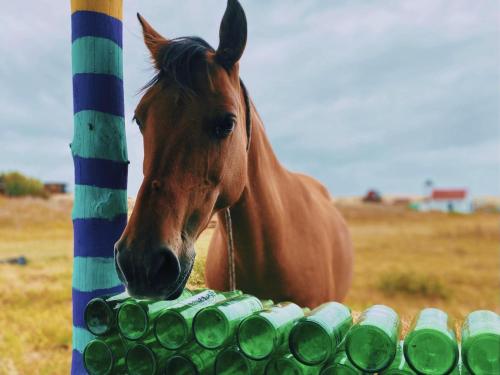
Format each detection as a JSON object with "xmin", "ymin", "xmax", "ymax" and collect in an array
[{"xmin": 115, "ymin": 0, "xmax": 250, "ymax": 299}]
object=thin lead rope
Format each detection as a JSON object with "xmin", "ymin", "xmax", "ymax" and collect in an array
[
  {"xmin": 224, "ymin": 80, "xmax": 251, "ymax": 292},
  {"xmin": 224, "ymin": 208, "xmax": 236, "ymax": 291}
]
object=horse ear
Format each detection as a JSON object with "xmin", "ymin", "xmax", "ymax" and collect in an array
[
  {"xmin": 215, "ymin": 0, "xmax": 247, "ymax": 70},
  {"xmin": 137, "ymin": 13, "xmax": 168, "ymax": 69}
]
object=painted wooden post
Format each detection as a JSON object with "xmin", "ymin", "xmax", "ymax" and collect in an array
[{"xmin": 70, "ymin": 1, "xmax": 127, "ymax": 373}]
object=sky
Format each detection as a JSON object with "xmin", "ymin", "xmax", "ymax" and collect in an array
[{"xmin": 0, "ymin": 0, "xmax": 498, "ymax": 197}]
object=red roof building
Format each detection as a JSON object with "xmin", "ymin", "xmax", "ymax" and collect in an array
[{"xmin": 431, "ymin": 189, "xmax": 467, "ymax": 201}]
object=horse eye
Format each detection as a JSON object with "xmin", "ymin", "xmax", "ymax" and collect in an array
[{"xmin": 213, "ymin": 116, "xmax": 235, "ymax": 139}]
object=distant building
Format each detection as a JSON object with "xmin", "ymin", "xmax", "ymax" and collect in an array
[
  {"xmin": 427, "ymin": 189, "xmax": 469, "ymax": 213},
  {"xmin": 362, "ymin": 189, "xmax": 382, "ymax": 203},
  {"xmin": 44, "ymin": 182, "xmax": 67, "ymax": 195}
]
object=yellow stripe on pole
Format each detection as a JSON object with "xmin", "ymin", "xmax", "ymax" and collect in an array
[{"xmin": 71, "ymin": 0, "xmax": 123, "ymax": 20}]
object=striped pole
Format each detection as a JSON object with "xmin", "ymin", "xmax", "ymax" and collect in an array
[{"xmin": 70, "ymin": 1, "xmax": 127, "ymax": 373}]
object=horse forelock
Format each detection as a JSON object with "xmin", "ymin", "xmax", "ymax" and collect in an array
[{"xmin": 142, "ymin": 36, "xmax": 215, "ymax": 95}]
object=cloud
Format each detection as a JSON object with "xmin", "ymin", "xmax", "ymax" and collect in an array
[{"xmin": 0, "ymin": 0, "xmax": 498, "ymax": 197}]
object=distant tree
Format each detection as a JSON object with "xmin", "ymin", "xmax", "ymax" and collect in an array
[{"xmin": 0, "ymin": 171, "xmax": 48, "ymax": 198}]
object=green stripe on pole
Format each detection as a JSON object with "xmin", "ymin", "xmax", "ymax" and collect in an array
[
  {"xmin": 72, "ymin": 185, "xmax": 127, "ymax": 220},
  {"xmin": 72, "ymin": 37, "xmax": 123, "ymax": 79},
  {"xmin": 71, "ymin": 110, "xmax": 128, "ymax": 162},
  {"xmin": 73, "ymin": 326, "xmax": 95, "ymax": 353},
  {"xmin": 72, "ymin": 257, "xmax": 122, "ymax": 292}
]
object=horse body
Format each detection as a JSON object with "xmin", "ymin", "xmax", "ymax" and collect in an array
[{"xmin": 206, "ymin": 103, "xmax": 353, "ymax": 307}]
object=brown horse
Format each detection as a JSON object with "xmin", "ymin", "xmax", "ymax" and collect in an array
[{"xmin": 115, "ymin": 0, "xmax": 353, "ymax": 307}]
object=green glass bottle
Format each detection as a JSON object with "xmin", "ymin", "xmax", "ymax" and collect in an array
[
  {"xmin": 215, "ymin": 346, "xmax": 268, "ymax": 375},
  {"xmin": 154, "ymin": 289, "xmax": 242, "ymax": 350},
  {"xmin": 380, "ymin": 341, "xmax": 416, "ymax": 375},
  {"xmin": 320, "ymin": 350, "xmax": 364, "ymax": 375},
  {"xmin": 237, "ymin": 302, "xmax": 309, "ymax": 360},
  {"xmin": 461, "ymin": 310, "xmax": 500, "ymax": 375},
  {"xmin": 345, "ymin": 304, "xmax": 400, "ymax": 372},
  {"xmin": 290, "ymin": 302, "xmax": 352, "ymax": 365},
  {"xmin": 194, "ymin": 294, "xmax": 274, "ymax": 349},
  {"xmin": 164, "ymin": 342, "xmax": 221, "ymax": 375},
  {"xmin": 83, "ymin": 335, "xmax": 127, "ymax": 375},
  {"xmin": 125, "ymin": 338, "xmax": 174, "ymax": 375},
  {"xmin": 85, "ymin": 291, "xmax": 130, "ymax": 336},
  {"xmin": 265, "ymin": 353, "xmax": 321, "ymax": 375},
  {"xmin": 117, "ymin": 288, "xmax": 193, "ymax": 340},
  {"xmin": 403, "ymin": 308, "xmax": 458, "ymax": 375}
]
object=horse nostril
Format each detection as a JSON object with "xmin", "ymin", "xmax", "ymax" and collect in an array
[{"xmin": 149, "ymin": 248, "xmax": 181, "ymax": 288}]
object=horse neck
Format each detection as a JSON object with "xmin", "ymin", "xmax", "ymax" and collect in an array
[{"xmin": 218, "ymin": 102, "xmax": 288, "ymax": 261}]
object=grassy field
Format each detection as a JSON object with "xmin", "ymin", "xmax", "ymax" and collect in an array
[{"xmin": 0, "ymin": 196, "xmax": 498, "ymax": 374}]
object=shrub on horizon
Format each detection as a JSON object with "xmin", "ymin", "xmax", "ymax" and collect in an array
[
  {"xmin": 0, "ymin": 171, "xmax": 48, "ymax": 198},
  {"xmin": 377, "ymin": 271, "xmax": 449, "ymax": 299}
]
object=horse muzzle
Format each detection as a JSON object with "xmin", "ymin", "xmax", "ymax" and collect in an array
[{"xmin": 114, "ymin": 242, "xmax": 191, "ymax": 299}]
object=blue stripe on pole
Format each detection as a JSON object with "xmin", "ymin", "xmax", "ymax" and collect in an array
[
  {"xmin": 73, "ymin": 257, "xmax": 122, "ymax": 292},
  {"xmin": 73, "ymin": 285, "xmax": 125, "ymax": 328},
  {"xmin": 74, "ymin": 155, "xmax": 128, "ymax": 189},
  {"xmin": 71, "ymin": 11, "xmax": 122, "ymax": 47},
  {"xmin": 71, "ymin": 349, "xmax": 85, "ymax": 374},
  {"xmin": 73, "ymin": 326, "xmax": 95, "ymax": 353},
  {"xmin": 73, "ymin": 215, "xmax": 127, "ymax": 258},
  {"xmin": 73, "ymin": 73, "xmax": 124, "ymax": 117}
]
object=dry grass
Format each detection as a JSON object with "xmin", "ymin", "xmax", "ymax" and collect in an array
[
  {"xmin": 0, "ymin": 196, "xmax": 498, "ymax": 374},
  {"xmin": 0, "ymin": 196, "xmax": 73, "ymax": 375}
]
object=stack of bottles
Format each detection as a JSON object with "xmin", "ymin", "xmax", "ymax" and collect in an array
[{"xmin": 83, "ymin": 288, "xmax": 500, "ymax": 375}]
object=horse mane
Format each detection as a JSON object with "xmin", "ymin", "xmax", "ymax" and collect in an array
[{"xmin": 142, "ymin": 36, "xmax": 215, "ymax": 95}]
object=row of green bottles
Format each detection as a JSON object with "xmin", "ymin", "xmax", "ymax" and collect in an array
[
  {"xmin": 84, "ymin": 288, "xmax": 500, "ymax": 375},
  {"xmin": 84, "ymin": 337, "xmax": 476, "ymax": 375},
  {"xmin": 84, "ymin": 288, "xmax": 238, "ymax": 375}
]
